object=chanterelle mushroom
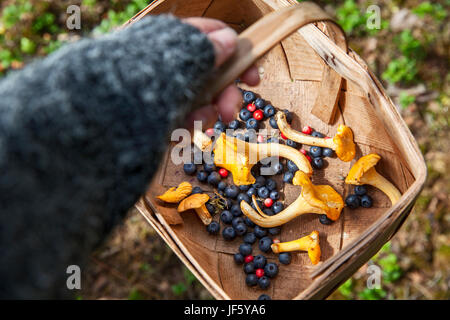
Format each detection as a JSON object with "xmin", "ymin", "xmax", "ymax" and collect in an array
[
  {"xmin": 240, "ymin": 171, "xmax": 344, "ymax": 227},
  {"xmin": 271, "ymin": 231, "xmax": 321, "ymax": 265},
  {"xmin": 274, "ymin": 111, "xmax": 356, "ymax": 162},
  {"xmin": 345, "ymin": 153, "xmax": 401, "ymax": 205},
  {"xmin": 177, "ymin": 193, "xmax": 212, "ymax": 225},
  {"xmin": 193, "ymin": 131, "xmax": 312, "ymax": 185},
  {"xmin": 157, "ymin": 182, "xmax": 192, "ymax": 203}
]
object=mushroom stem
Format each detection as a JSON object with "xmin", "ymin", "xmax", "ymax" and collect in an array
[
  {"xmin": 274, "ymin": 112, "xmax": 355, "ymax": 162},
  {"xmin": 271, "ymin": 231, "xmax": 321, "ymax": 265},
  {"xmin": 359, "ymin": 168, "xmax": 401, "ymax": 205},
  {"xmin": 193, "ymin": 129, "xmax": 213, "ymax": 152},
  {"xmin": 195, "ymin": 205, "xmax": 212, "ymax": 225}
]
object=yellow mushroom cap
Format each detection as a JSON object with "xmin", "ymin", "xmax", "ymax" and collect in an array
[
  {"xmin": 293, "ymin": 171, "xmax": 344, "ymax": 221},
  {"xmin": 333, "ymin": 125, "xmax": 356, "ymax": 162},
  {"xmin": 345, "ymin": 153, "xmax": 381, "ymax": 185},
  {"xmin": 177, "ymin": 193, "xmax": 210, "ymax": 212}
]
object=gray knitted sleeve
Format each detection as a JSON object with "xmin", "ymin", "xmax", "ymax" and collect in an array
[{"xmin": 0, "ymin": 15, "xmax": 215, "ymax": 298}]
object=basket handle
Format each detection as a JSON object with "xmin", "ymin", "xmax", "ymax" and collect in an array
[{"xmin": 200, "ymin": 2, "xmax": 342, "ymax": 107}]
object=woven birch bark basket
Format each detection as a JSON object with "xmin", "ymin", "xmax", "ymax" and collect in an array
[{"xmin": 127, "ymin": 0, "xmax": 427, "ymax": 300}]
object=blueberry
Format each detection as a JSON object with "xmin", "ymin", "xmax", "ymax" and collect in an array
[
  {"xmin": 239, "ymin": 243, "xmax": 253, "ymax": 256},
  {"xmin": 269, "ymin": 117, "xmax": 278, "ymax": 129},
  {"xmin": 239, "ymin": 184, "xmax": 250, "ymax": 191},
  {"xmin": 235, "ymin": 132, "xmax": 245, "ymax": 141},
  {"xmin": 283, "ymin": 171, "xmax": 294, "ymax": 183},
  {"xmin": 206, "ymin": 203, "xmax": 215, "ymax": 214},
  {"xmin": 273, "ymin": 201, "xmax": 284, "ymax": 214},
  {"xmin": 244, "ymin": 217, "xmax": 256, "ymax": 228},
  {"xmin": 244, "ymin": 262, "xmax": 255, "ymax": 274},
  {"xmin": 251, "ymin": 200, "xmax": 263, "ymax": 211},
  {"xmin": 263, "ymin": 208, "xmax": 274, "ymax": 216},
  {"xmin": 264, "ymin": 263, "xmax": 278, "ymax": 278},
  {"xmin": 268, "ymin": 227, "xmax": 281, "ymax": 236},
  {"xmin": 228, "ymin": 119, "xmax": 241, "ymax": 130},
  {"xmin": 196, "ymin": 170, "xmax": 208, "ymax": 182},
  {"xmin": 203, "ymin": 162, "xmax": 217, "ymax": 173},
  {"xmin": 312, "ymin": 131, "xmax": 325, "ymax": 138},
  {"xmin": 254, "ymin": 225, "xmax": 268, "ymax": 238},
  {"xmin": 220, "ymin": 210, "xmax": 233, "ymax": 224},
  {"xmin": 237, "ymin": 193, "xmax": 250, "ymax": 204},
  {"xmin": 192, "ymin": 186, "xmax": 203, "ymax": 194},
  {"xmin": 258, "ymin": 276, "xmax": 270, "ymax": 289},
  {"xmin": 257, "ymin": 186, "xmax": 269, "ymax": 198},
  {"xmin": 244, "ymin": 232, "xmax": 257, "ymax": 244},
  {"xmin": 239, "ymin": 109, "xmax": 252, "ymax": 121},
  {"xmin": 234, "ymin": 253, "xmax": 244, "ymax": 264},
  {"xmin": 253, "ymin": 255, "xmax": 267, "ymax": 269},
  {"xmin": 225, "ymin": 185, "xmax": 240, "ymax": 198},
  {"xmin": 231, "ymin": 204, "xmax": 242, "ymax": 217},
  {"xmin": 206, "ymin": 221, "xmax": 220, "ymax": 235},
  {"xmin": 312, "ymin": 157, "xmax": 324, "ymax": 169},
  {"xmin": 246, "ymin": 274, "xmax": 258, "ymax": 287},
  {"xmin": 183, "ymin": 163, "xmax": 196, "ymax": 175},
  {"xmin": 265, "ymin": 178, "xmax": 277, "ymax": 191},
  {"xmin": 322, "ymin": 147, "xmax": 334, "ymax": 157},
  {"xmin": 309, "ymin": 146, "xmax": 323, "ymax": 158},
  {"xmin": 278, "ymin": 252, "xmax": 292, "ymax": 265},
  {"xmin": 273, "ymin": 162, "xmax": 283, "ymax": 174},
  {"xmin": 246, "ymin": 187, "xmax": 257, "ymax": 198},
  {"xmin": 267, "ymin": 136, "xmax": 279, "ymax": 143},
  {"xmin": 283, "ymin": 109, "xmax": 293, "ymax": 124},
  {"xmin": 253, "ymin": 176, "xmax": 266, "ymax": 188},
  {"xmin": 254, "ymin": 97, "xmax": 266, "ymax": 109},
  {"xmin": 234, "ymin": 223, "xmax": 248, "ymax": 236},
  {"xmin": 222, "ymin": 226, "xmax": 236, "ymax": 241},
  {"xmin": 244, "ymin": 129, "xmax": 257, "ymax": 142},
  {"xmin": 287, "ymin": 160, "xmax": 299, "ymax": 172},
  {"xmin": 258, "ymin": 294, "xmax": 271, "ymax": 300},
  {"xmin": 263, "ymin": 104, "xmax": 275, "ymax": 118},
  {"xmin": 354, "ymin": 185, "xmax": 368, "ymax": 196},
  {"xmin": 246, "ymin": 118, "xmax": 259, "ymax": 130},
  {"xmin": 232, "ymin": 217, "xmax": 244, "ymax": 228},
  {"xmin": 269, "ymin": 190, "xmax": 280, "ymax": 201},
  {"xmin": 218, "ymin": 181, "xmax": 227, "ymax": 191},
  {"xmin": 286, "ymin": 139, "xmax": 298, "ymax": 148},
  {"xmin": 319, "ymin": 214, "xmax": 333, "ymax": 225},
  {"xmin": 213, "ymin": 121, "xmax": 226, "ymax": 132},
  {"xmin": 243, "ymin": 91, "xmax": 256, "ymax": 104},
  {"xmin": 360, "ymin": 194, "xmax": 373, "ymax": 208},
  {"xmin": 345, "ymin": 194, "xmax": 360, "ymax": 209},
  {"xmin": 259, "ymin": 236, "xmax": 273, "ymax": 253},
  {"xmin": 207, "ymin": 172, "xmax": 221, "ymax": 186}
]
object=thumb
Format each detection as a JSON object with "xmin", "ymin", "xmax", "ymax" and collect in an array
[{"xmin": 207, "ymin": 27, "xmax": 238, "ymax": 67}]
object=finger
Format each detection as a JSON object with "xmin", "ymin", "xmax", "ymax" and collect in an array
[
  {"xmin": 183, "ymin": 17, "xmax": 228, "ymax": 34},
  {"xmin": 207, "ymin": 27, "xmax": 237, "ymax": 67},
  {"xmin": 214, "ymin": 84, "xmax": 242, "ymax": 124},
  {"xmin": 184, "ymin": 104, "xmax": 218, "ymax": 131},
  {"xmin": 239, "ymin": 65, "xmax": 260, "ymax": 86}
]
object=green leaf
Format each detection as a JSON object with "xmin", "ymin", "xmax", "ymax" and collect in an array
[
  {"xmin": 171, "ymin": 283, "xmax": 187, "ymax": 296},
  {"xmin": 128, "ymin": 288, "xmax": 144, "ymax": 300},
  {"xmin": 20, "ymin": 37, "xmax": 36, "ymax": 54},
  {"xmin": 399, "ymin": 92, "xmax": 416, "ymax": 109}
]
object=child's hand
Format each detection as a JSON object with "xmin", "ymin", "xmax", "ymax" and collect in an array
[{"xmin": 183, "ymin": 17, "xmax": 260, "ymax": 129}]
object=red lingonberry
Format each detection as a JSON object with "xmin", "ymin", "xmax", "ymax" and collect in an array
[
  {"xmin": 244, "ymin": 255, "xmax": 254, "ymax": 263},
  {"xmin": 255, "ymin": 268, "xmax": 265, "ymax": 278},
  {"xmin": 246, "ymin": 103, "xmax": 256, "ymax": 112},
  {"xmin": 205, "ymin": 128, "xmax": 215, "ymax": 137},
  {"xmin": 218, "ymin": 168, "xmax": 228, "ymax": 178},
  {"xmin": 253, "ymin": 110, "xmax": 264, "ymax": 121},
  {"xmin": 280, "ymin": 132, "xmax": 288, "ymax": 140},
  {"xmin": 302, "ymin": 126, "xmax": 313, "ymax": 135},
  {"xmin": 264, "ymin": 198, "xmax": 273, "ymax": 207}
]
